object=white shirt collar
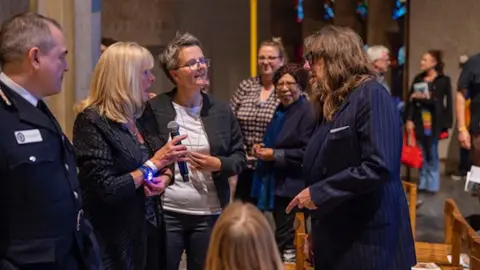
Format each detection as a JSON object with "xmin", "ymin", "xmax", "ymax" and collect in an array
[{"xmin": 0, "ymin": 72, "xmax": 38, "ymax": 106}]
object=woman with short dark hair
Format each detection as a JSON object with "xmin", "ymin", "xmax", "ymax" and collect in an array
[
  {"xmin": 250, "ymin": 63, "xmax": 314, "ymax": 263},
  {"xmin": 145, "ymin": 32, "xmax": 246, "ymax": 270}
]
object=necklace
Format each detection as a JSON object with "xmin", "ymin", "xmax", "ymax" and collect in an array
[
  {"xmin": 125, "ymin": 120, "xmax": 138, "ymax": 137},
  {"xmin": 175, "ymin": 102, "xmax": 205, "ymax": 184},
  {"xmin": 177, "ymin": 104, "xmax": 203, "ymax": 153}
]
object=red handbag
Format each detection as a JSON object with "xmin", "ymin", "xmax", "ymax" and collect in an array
[{"xmin": 401, "ymin": 132, "xmax": 424, "ymax": 168}]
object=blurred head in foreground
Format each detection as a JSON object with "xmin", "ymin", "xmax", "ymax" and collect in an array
[{"xmin": 205, "ymin": 201, "xmax": 283, "ymax": 270}]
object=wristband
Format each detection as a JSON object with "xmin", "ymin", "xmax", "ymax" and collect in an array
[
  {"xmin": 139, "ymin": 165, "xmax": 154, "ymax": 183},
  {"xmin": 144, "ymin": 160, "xmax": 158, "ymax": 174},
  {"xmin": 459, "ymin": 126, "xmax": 467, "ymax": 132}
]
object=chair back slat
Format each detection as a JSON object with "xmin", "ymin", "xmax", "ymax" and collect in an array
[{"xmin": 402, "ymin": 181, "xmax": 417, "ymax": 238}]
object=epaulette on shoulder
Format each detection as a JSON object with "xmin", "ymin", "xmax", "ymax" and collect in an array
[{"xmin": 0, "ymin": 88, "xmax": 11, "ymax": 106}]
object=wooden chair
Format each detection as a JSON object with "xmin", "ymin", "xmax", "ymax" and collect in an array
[
  {"xmin": 283, "ymin": 212, "xmax": 313, "ymax": 270},
  {"xmin": 415, "ymin": 199, "xmax": 460, "ymax": 266},
  {"xmin": 467, "ymin": 228, "xmax": 480, "ymax": 270},
  {"xmin": 444, "ymin": 207, "xmax": 480, "ymax": 270},
  {"xmin": 402, "ymin": 180, "xmax": 417, "ymax": 237}
]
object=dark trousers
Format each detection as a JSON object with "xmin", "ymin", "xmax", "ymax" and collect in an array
[
  {"xmin": 145, "ymin": 220, "xmax": 166, "ymax": 270},
  {"xmin": 472, "ymin": 134, "xmax": 480, "ymax": 167},
  {"xmin": 459, "ymin": 147, "xmax": 471, "ymax": 175},
  {"xmin": 273, "ymin": 196, "xmax": 298, "ymax": 254},
  {"xmin": 234, "ymin": 169, "xmax": 255, "ymax": 203},
  {"xmin": 0, "ymin": 249, "xmax": 83, "ymax": 270},
  {"xmin": 163, "ymin": 210, "xmax": 218, "ymax": 270}
]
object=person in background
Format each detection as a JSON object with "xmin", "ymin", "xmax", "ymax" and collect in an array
[
  {"xmin": 366, "ymin": 45, "xmax": 391, "ymax": 94},
  {"xmin": 250, "ymin": 63, "xmax": 314, "ymax": 263},
  {"xmin": 147, "ymin": 32, "xmax": 246, "ymax": 270},
  {"xmin": 0, "ymin": 13, "xmax": 101, "ymax": 269},
  {"xmin": 289, "ymin": 25, "xmax": 415, "ymax": 269},
  {"xmin": 73, "ymin": 42, "xmax": 188, "ymax": 269},
  {"xmin": 452, "ymin": 93, "xmax": 471, "ymax": 181},
  {"xmin": 456, "ymin": 53, "xmax": 480, "ymax": 197},
  {"xmin": 405, "ymin": 50, "xmax": 453, "ymax": 193},
  {"xmin": 204, "ymin": 201, "xmax": 284, "ymax": 270},
  {"xmin": 230, "ymin": 37, "xmax": 286, "ymax": 203},
  {"xmin": 451, "ymin": 55, "xmax": 472, "ymax": 181},
  {"xmin": 101, "ymin": 37, "xmax": 117, "ymax": 54}
]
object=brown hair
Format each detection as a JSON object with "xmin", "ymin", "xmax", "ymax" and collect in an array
[
  {"xmin": 304, "ymin": 25, "xmax": 375, "ymax": 120},
  {"xmin": 426, "ymin": 49, "xmax": 444, "ymax": 74},
  {"xmin": 273, "ymin": 63, "xmax": 309, "ymax": 91},
  {"xmin": 259, "ymin": 37, "xmax": 288, "ymax": 63},
  {"xmin": 204, "ymin": 201, "xmax": 283, "ymax": 270}
]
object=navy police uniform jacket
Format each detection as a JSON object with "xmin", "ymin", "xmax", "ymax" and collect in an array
[{"xmin": 0, "ymin": 79, "xmax": 101, "ymax": 269}]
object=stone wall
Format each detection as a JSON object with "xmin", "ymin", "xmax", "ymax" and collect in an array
[
  {"xmin": 102, "ymin": 0, "xmax": 271, "ymax": 101},
  {"xmin": 0, "ymin": 0, "xmax": 29, "ymax": 24}
]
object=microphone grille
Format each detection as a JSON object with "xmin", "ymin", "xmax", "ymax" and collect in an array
[{"xmin": 167, "ymin": 121, "xmax": 179, "ymax": 132}]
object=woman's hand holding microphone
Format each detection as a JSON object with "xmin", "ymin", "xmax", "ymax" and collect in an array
[{"xmin": 136, "ymin": 135, "xmax": 188, "ymax": 196}]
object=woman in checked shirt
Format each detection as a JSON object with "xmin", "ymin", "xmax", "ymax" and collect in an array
[{"xmin": 230, "ymin": 38, "xmax": 286, "ymax": 202}]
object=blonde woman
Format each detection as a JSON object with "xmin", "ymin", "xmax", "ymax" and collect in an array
[
  {"xmin": 205, "ymin": 201, "xmax": 283, "ymax": 270},
  {"xmin": 73, "ymin": 42, "xmax": 187, "ymax": 269}
]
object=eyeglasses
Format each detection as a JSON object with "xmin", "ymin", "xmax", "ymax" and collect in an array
[
  {"xmin": 303, "ymin": 51, "xmax": 315, "ymax": 66},
  {"xmin": 176, "ymin": 58, "xmax": 211, "ymax": 71},
  {"xmin": 258, "ymin": 56, "xmax": 281, "ymax": 62},
  {"xmin": 276, "ymin": 81, "xmax": 297, "ymax": 88}
]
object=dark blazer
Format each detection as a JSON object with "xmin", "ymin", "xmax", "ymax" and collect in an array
[
  {"xmin": 145, "ymin": 89, "xmax": 247, "ymax": 208},
  {"xmin": 0, "ymin": 80, "xmax": 101, "ymax": 270},
  {"xmin": 303, "ymin": 80, "xmax": 416, "ymax": 269},
  {"xmin": 405, "ymin": 73, "xmax": 453, "ymax": 140},
  {"xmin": 270, "ymin": 97, "xmax": 315, "ymax": 198},
  {"xmin": 73, "ymin": 107, "xmax": 167, "ymax": 270}
]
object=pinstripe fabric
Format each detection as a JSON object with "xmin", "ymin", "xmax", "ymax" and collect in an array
[{"xmin": 304, "ymin": 80, "xmax": 416, "ymax": 270}]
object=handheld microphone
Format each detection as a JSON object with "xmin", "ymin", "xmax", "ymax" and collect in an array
[{"xmin": 167, "ymin": 121, "xmax": 189, "ymax": 182}]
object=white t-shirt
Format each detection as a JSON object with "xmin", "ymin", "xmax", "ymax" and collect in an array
[{"xmin": 162, "ymin": 102, "xmax": 222, "ymax": 215}]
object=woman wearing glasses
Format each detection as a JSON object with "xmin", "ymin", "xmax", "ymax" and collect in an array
[
  {"xmin": 145, "ymin": 32, "xmax": 246, "ymax": 270},
  {"xmin": 230, "ymin": 37, "xmax": 286, "ymax": 203},
  {"xmin": 250, "ymin": 63, "xmax": 314, "ymax": 263}
]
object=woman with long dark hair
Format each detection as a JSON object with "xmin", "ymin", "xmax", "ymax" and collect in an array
[{"xmin": 287, "ymin": 26, "xmax": 416, "ymax": 269}]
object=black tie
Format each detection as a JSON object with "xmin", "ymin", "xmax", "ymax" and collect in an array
[
  {"xmin": 36, "ymin": 99, "xmax": 51, "ymax": 116},
  {"xmin": 37, "ymin": 100, "xmax": 62, "ymax": 133}
]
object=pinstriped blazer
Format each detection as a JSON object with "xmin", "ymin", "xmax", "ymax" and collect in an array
[{"xmin": 304, "ymin": 80, "xmax": 416, "ymax": 269}]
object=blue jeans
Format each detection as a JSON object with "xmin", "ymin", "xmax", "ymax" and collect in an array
[{"xmin": 418, "ymin": 139, "xmax": 440, "ymax": 192}]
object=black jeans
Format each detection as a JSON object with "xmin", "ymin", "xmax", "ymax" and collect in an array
[
  {"xmin": 163, "ymin": 210, "xmax": 218, "ymax": 270},
  {"xmin": 145, "ymin": 220, "xmax": 166, "ymax": 270},
  {"xmin": 459, "ymin": 147, "xmax": 471, "ymax": 175},
  {"xmin": 274, "ymin": 196, "xmax": 306, "ymax": 255}
]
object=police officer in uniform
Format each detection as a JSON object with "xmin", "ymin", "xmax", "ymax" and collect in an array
[{"xmin": 0, "ymin": 13, "xmax": 101, "ymax": 269}]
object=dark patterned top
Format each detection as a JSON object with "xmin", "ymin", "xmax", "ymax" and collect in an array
[
  {"xmin": 230, "ymin": 76, "xmax": 279, "ymax": 156},
  {"xmin": 73, "ymin": 107, "xmax": 157, "ymax": 270}
]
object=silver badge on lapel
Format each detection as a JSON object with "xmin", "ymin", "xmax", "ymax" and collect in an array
[
  {"xmin": 14, "ymin": 129, "xmax": 43, "ymax": 144},
  {"xmin": 0, "ymin": 89, "xmax": 11, "ymax": 106}
]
